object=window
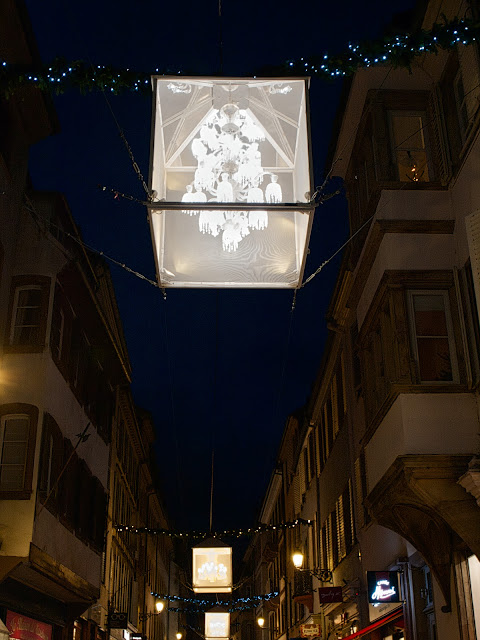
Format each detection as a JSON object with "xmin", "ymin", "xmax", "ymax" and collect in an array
[
  {"xmin": 5, "ymin": 276, "xmax": 50, "ymax": 351},
  {"xmin": 0, "ymin": 415, "xmax": 29, "ymax": 491},
  {"xmin": 407, "ymin": 291, "xmax": 457, "ymax": 383},
  {"xmin": 0, "ymin": 403, "xmax": 38, "ymax": 498},
  {"xmin": 50, "ymin": 301, "xmax": 65, "ymax": 362},
  {"xmin": 389, "ymin": 111, "xmax": 431, "ymax": 182},
  {"xmin": 38, "ymin": 413, "xmax": 63, "ymax": 511}
]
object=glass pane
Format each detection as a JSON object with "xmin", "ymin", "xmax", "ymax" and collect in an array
[
  {"xmin": 392, "ymin": 115, "xmax": 425, "ymax": 149},
  {"xmin": 396, "ymin": 149, "xmax": 429, "ymax": 182},
  {"xmin": 391, "ymin": 114, "xmax": 429, "ymax": 182},
  {"xmin": 417, "ymin": 338, "xmax": 453, "ymax": 381},
  {"xmin": 2, "ymin": 441, "xmax": 27, "ymax": 464},
  {"xmin": 413, "ymin": 295, "xmax": 448, "ymax": 336},
  {"xmin": 0, "ymin": 465, "xmax": 25, "ymax": 490},
  {"xmin": 17, "ymin": 288, "xmax": 42, "ymax": 307},
  {"xmin": 3, "ymin": 417, "xmax": 29, "ymax": 440}
]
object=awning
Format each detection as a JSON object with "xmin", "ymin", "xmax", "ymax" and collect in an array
[{"xmin": 340, "ymin": 607, "xmax": 404, "ymax": 639}]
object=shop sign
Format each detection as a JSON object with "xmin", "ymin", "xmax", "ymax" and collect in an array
[
  {"xmin": 318, "ymin": 586, "xmax": 343, "ymax": 603},
  {"xmin": 108, "ymin": 613, "xmax": 128, "ymax": 629},
  {"xmin": 367, "ymin": 572, "xmax": 400, "ymax": 604},
  {"xmin": 6, "ymin": 611, "xmax": 52, "ymax": 640},
  {"xmin": 300, "ymin": 624, "xmax": 321, "ymax": 638}
]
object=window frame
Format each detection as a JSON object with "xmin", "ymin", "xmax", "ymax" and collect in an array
[
  {"xmin": 4, "ymin": 275, "xmax": 51, "ymax": 353},
  {"xmin": 388, "ymin": 109, "xmax": 433, "ymax": 183},
  {"xmin": 406, "ymin": 289, "xmax": 459, "ymax": 384},
  {"xmin": 0, "ymin": 403, "xmax": 38, "ymax": 499}
]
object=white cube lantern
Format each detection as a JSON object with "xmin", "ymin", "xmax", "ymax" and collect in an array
[
  {"xmin": 205, "ymin": 608, "xmax": 230, "ymax": 640},
  {"xmin": 192, "ymin": 538, "xmax": 232, "ymax": 593},
  {"xmin": 149, "ymin": 77, "xmax": 314, "ymax": 288}
]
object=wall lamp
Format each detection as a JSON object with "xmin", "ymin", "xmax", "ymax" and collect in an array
[
  {"xmin": 292, "ymin": 551, "xmax": 333, "ymax": 583},
  {"xmin": 139, "ymin": 600, "xmax": 165, "ymax": 621}
]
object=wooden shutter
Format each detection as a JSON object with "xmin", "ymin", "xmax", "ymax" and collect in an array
[
  {"xmin": 466, "ymin": 211, "xmax": 480, "ymax": 324},
  {"xmin": 336, "ymin": 494, "xmax": 346, "ymax": 560},
  {"xmin": 428, "ymin": 85, "xmax": 452, "ymax": 185}
]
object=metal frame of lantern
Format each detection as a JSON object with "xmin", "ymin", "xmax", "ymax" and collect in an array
[
  {"xmin": 192, "ymin": 537, "xmax": 232, "ymax": 593},
  {"xmin": 148, "ymin": 76, "xmax": 315, "ymax": 289},
  {"xmin": 205, "ymin": 607, "xmax": 230, "ymax": 640}
]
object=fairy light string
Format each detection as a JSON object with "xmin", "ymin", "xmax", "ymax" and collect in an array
[
  {"xmin": 1, "ymin": 16, "xmax": 478, "ymax": 95},
  {"xmin": 149, "ymin": 591, "xmax": 279, "ymax": 612},
  {"xmin": 115, "ymin": 517, "xmax": 313, "ymax": 538}
]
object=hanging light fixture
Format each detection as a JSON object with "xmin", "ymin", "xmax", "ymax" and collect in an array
[
  {"xmin": 192, "ymin": 537, "xmax": 232, "ymax": 593},
  {"xmin": 205, "ymin": 607, "xmax": 230, "ymax": 640},
  {"xmin": 148, "ymin": 77, "xmax": 315, "ymax": 288}
]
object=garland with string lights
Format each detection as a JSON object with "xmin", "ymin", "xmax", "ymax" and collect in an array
[
  {"xmin": 151, "ymin": 591, "xmax": 279, "ymax": 613},
  {"xmin": 0, "ymin": 16, "xmax": 478, "ymax": 95},
  {"xmin": 115, "ymin": 518, "xmax": 312, "ymax": 538}
]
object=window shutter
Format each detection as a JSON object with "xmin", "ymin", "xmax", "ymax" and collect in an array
[
  {"xmin": 331, "ymin": 375, "xmax": 339, "ymax": 439},
  {"xmin": 293, "ymin": 473, "xmax": 301, "ymax": 515},
  {"xmin": 336, "ymin": 494, "xmax": 346, "ymax": 560},
  {"xmin": 354, "ymin": 457, "xmax": 364, "ymax": 529},
  {"xmin": 428, "ymin": 85, "xmax": 452, "ymax": 185},
  {"xmin": 458, "ymin": 43, "xmax": 480, "ymax": 127},
  {"xmin": 325, "ymin": 515, "xmax": 333, "ymax": 570},
  {"xmin": 466, "ymin": 211, "xmax": 480, "ymax": 324}
]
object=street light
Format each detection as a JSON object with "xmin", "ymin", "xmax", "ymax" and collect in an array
[
  {"xmin": 176, "ymin": 633, "xmax": 183, "ymax": 640},
  {"xmin": 291, "ymin": 550, "xmax": 332, "ymax": 583},
  {"xmin": 256, "ymin": 618, "xmax": 265, "ymax": 628},
  {"xmin": 139, "ymin": 600, "xmax": 165, "ymax": 621}
]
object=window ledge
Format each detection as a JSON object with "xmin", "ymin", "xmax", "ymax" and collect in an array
[{"xmin": 0, "ymin": 490, "xmax": 33, "ymax": 500}]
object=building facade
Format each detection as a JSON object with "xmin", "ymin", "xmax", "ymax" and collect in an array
[
  {"xmin": 0, "ymin": 5, "xmax": 177, "ymax": 640},
  {"xmin": 246, "ymin": 0, "xmax": 480, "ymax": 638}
]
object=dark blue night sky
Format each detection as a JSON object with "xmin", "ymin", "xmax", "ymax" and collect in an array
[{"xmin": 24, "ymin": 0, "xmax": 416, "ymax": 533}]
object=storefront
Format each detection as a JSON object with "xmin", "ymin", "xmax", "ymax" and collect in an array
[{"xmin": 5, "ymin": 611, "xmax": 52, "ymax": 640}]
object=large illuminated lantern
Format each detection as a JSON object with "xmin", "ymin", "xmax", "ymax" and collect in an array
[
  {"xmin": 149, "ymin": 77, "xmax": 314, "ymax": 288},
  {"xmin": 205, "ymin": 608, "xmax": 230, "ymax": 640},
  {"xmin": 192, "ymin": 538, "xmax": 232, "ymax": 593}
]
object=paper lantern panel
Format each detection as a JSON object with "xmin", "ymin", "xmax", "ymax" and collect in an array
[{"xmin": 149, "ymin": 77, "xmax": 314, "ymax": 288}]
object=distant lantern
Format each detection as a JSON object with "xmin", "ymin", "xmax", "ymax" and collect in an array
[
  {"xmin": 148, "ymin": 77, "xmax": 315, "ymax": 288},
  {"xmin": 205, "ymin": 608, "xmax": 230, "ymax": 640},
  {"xmin": 192, "ymin": 538, "xmax": 232, "ymax": 593}
]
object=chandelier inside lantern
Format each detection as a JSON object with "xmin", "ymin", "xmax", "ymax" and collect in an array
[
  {"xmin": 149, "ymin": 77, "xmax": 314, "ymax": 288},
  {"xmin": 181, "ymin": 105, "xmax": 283, "ymax": 252}
]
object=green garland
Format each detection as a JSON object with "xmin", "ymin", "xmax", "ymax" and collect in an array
[{"xmin": 0, "ymin": 16, "xmax": 478, "ymax": 96}]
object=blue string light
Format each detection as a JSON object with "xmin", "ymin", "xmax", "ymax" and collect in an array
[{"xmin": 0, "ymin": 17, "xmax": 478, "ymax": 95}]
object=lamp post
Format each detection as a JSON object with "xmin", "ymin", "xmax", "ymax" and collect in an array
[{"xmin": 292, "ymin": 550, "xmax": 333, "ymax": 583}]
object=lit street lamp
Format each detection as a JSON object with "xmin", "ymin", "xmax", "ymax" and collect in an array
[{"xmin": 292, "ymin": 550, "xmax": 332, "ymax": 583}]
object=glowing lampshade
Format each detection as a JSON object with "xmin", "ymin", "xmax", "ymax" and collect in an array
[
  {"xmin": 205, "ymin": 608, "xmax": 230, "ymax": 640},
  {"xmin": 149, "ymin": 77, "xmax": 314, "ymax": 288},
  {"xmin": 192, "ymin": 538, "xmax": 232, "ymax": 593}
]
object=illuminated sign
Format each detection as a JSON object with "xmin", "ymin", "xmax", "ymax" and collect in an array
[
  {"xmin": 300, "ymin": 624, "xmax": 321, "ymax": 637},
  {"xmin": 367, "ymin": 572, "xmax": 401, "ymax": 604},
  {"xmin": 318, "ymin": 586, "xmax": 343, "ymax": 603}
]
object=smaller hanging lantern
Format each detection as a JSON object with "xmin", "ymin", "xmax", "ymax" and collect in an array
[
  {"xmin": 205, "ymin": 607, "xmax": 230, "ymax": 640},
  {"xmin": 192, "ymin": 537, "xmax": 232, "ymax": 593}
]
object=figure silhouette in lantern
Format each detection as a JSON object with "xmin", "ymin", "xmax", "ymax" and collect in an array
[{"xmin": 265, "ymin": 174, "xmax": 282, "ymax": 203}]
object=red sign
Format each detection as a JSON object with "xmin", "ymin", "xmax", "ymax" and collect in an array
[
  {"xmin": 300, "ymin": 624, "xmax": 321, "ymax": 638},
  {"xmin": 318, "ymin": 586, "xmax": 343, "ymax": 603},
  {"xmin": 6, "ymin": 611, "xmax": 52, "ymax": 640}
]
